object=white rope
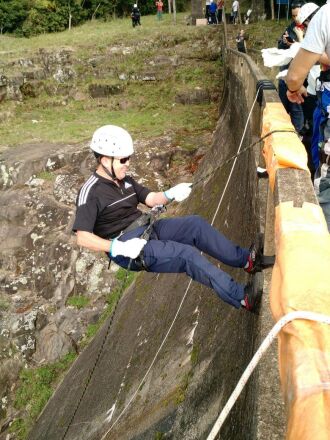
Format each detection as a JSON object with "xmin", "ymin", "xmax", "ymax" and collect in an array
[
  {"xmin": 100, "ymin": 278, "xmax": 193, "ymax": 439},
  {"xmin": 101, "ymin": 87, "xmax": 262, "ymax": 439},
  {"xmin": 207, "ymin": 311, "xmax": 330, "ymax": 440},
  {"xmin": 211, "ymin": 86, "xmax": 261, "ymax": 225}
]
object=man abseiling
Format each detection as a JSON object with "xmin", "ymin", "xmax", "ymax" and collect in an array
[{"xmin": 73, "ymin": 125, "xmax": 264, "ymax": 311}]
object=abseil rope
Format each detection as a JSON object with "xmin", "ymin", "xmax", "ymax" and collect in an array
[
  {"xmin": 191, "ymin": 128, "xmax": 297, "ymax": 189},
  {"xmin": 207, "ymin": 311, "xmax": 330, "ymax": 440},
  {"xmin": 101, "ymin": 86, "xmax": 263, "ymax": 438}
]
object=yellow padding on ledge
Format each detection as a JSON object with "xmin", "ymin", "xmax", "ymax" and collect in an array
[
  {"xmin": 262, "ymin": 102, "xmax": 309, "ymax": 190},
  {"xmin": 271, "ymin": 201, "xmax": 330, "ymax": 440}
]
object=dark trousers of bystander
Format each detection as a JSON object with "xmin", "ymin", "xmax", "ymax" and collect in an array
[{"xmin": 278, "ymin": 79, "xmax": 304, "ymax": 133}]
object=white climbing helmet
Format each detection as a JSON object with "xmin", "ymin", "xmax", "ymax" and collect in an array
[
  {"xmin": 297, "ymin": 2, "xmax": 319, "ymax": 24},
  {"xmin": 133, "ymin": 3, "xmax": 137, "ymax": 7},
  {"xmin": 90, "ymin": 125, "xmax": 134, "ymax": 157}
]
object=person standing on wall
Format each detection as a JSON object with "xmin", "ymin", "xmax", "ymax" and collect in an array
[
  {"xmin": 286, "ymin": 1, "xmax": 330, "ymax": 231},
  {"xmin": 156, "ymin": 0, "xmax": 163, "ymax": 20},
  {"xmin": 277, "ymin": 2, "xmax": 305, "ymax": 134},
  {"xmin": 73, "ymin": 124, "xmax": 269, "ymax": 312}
]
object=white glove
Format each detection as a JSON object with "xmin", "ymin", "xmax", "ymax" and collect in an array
[
  {"xmin": 164, "ymin": 183, "xmax": 192, "ymax": 202},
  {"xmin": 110, "ymin": 238, "xmax": 147, "ymax": 259}
]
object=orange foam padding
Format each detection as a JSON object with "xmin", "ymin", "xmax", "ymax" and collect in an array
[
  {"xmin": 262, "ymin": 102, "xmax": 309, "ymax": 190},
  {"xmin": 271, "ymin": 201, "xmax": 330, "ymax": 440}
]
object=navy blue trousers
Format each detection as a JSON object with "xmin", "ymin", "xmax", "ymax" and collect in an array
[{"xmin": 111, "ymin": 215, "xmax": 249, "ymax": 308}]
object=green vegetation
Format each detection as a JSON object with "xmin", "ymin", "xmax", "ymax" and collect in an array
[
  {"xmin": 0, "ymin": 297, "xmax": 10, "ymax": 311},
  {"xmin": 173, "ymin": 370, "xmax": 193, "ymax": 405},
  {"xmin": 0, "ymin": 0, "xmax": 187, "ymax": 37},
  {"xmin": 36, "ymin": 170, "xmax": 56, "ymax": 181},
  {"xmin": 9, "ymin": 352, "xmax": 77, "ymax": 440},
  {"xmin": 190, "ymin": 344, "xmax": 199, "ymax": 367},
  {"xmin": 0, "ymin": 14, "xmax": 222, "ymax": 151},
  {"xmin": 246, "ymin": 19, "xmax": 291, "ymax": 50},
  {"xmin": 66, "ymin": 295, "xmax": 90, "ymax": 309}
]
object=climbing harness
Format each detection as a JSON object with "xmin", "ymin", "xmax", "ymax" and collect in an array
[
  {"xmin": 206, "ymin": 311, "xmax": 330, "ymax": 440},
  {"xmin": 132, "ymin": 204, "xmax": 166, "ymax": 271}
]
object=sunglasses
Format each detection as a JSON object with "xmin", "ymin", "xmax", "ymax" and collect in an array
[{"xmin": 117, "ymin": 156, "xmax": 131, "ymax": 164}]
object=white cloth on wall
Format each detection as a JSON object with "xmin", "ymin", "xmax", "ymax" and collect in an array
[{"xmin": 261, "ymin": 42, "xmax": 301, "ymax": 67}]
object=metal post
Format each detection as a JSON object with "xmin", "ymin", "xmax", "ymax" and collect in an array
[{"xmin": 172, "ymin": 0, "xmax": 177, "ymax": 23}]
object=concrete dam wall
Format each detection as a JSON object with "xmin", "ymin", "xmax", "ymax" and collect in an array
[{"xmin": 28, "ymin": 50, "xmax": 287, "ymax": 440}]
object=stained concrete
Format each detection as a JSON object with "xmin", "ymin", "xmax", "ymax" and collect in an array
[{"xmin": 27, "ymin": 50, "xmax": 291, "ymax": 440}]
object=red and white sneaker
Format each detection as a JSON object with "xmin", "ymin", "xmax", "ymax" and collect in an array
[
  {"xmin": 244, "ymin": 242, "xmax": 263, "ymax": 274},
  {"xmin": 242, "ymin": 278, "xmax": 263, "ymax": 312}
]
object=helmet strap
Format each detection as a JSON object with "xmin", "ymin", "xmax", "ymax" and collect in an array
[{"xmin": 101, "ymin": 157, "xmax": 118, "ymax": 181}]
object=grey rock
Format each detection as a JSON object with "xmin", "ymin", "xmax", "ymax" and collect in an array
[
  {"xmin": 53, "ymin": 174, "xmax": 80, "ymax": 205},
  {"xmin": 88, "ymin": 83, "xmax": 123, "ymax": 98},
  {"xmin": 0, "ymin": 358, "xmax": 22, "ymax": 395},
  {"xmin": 175, "ymin": 88, "xmax": 210, "ymax": 105},
  {"xmin": 34, "ymin": 323, "xmax": 74, "ymax": 363},
  {"xmin": 53, "ymin": 66, "xmax": 76, "ymax": 83}
]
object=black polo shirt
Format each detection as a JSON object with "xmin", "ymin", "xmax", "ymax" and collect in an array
[{"xmin": 72, "ymin": 172, "xmax": 151, "ymax": 239}]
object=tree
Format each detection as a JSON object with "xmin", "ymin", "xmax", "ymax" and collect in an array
[{"xmin": 0, "ymin": 0, "xmax": 29, "ymax": 34}]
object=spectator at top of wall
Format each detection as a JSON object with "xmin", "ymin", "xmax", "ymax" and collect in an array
[
  {"xmin": 231, "ymin": 0, "xmax": 239, "ymax": 24},
  {"xmin": 278, "ymin": 2, "xmax": 305, "ymax": 51},
  {"xmin": 236, "ymin": 29, "xmax": 246, "ymax": 53},
  {"xmin": 131, "ymin": 3, "xmax": 141, "ymax": 27},
  {"xmin": 277, "ymin": 2, "xmax": 306, "ymax": 134},
  {"xmin": 156, "ymin": 0, "xmax": 163, "ymax": 20},
  {"xmin": 217, "ymin": 0, "xmax": 224, "ymax": 23},
  {"xmin": 205, "ymin": 0, "xmax": 211, "ymax": 19},
  {"xmin": 286, "ymin": 1, "xmax": 330, "ymax": 231},
  {"xmin": 209, "ymin": 0, "xmax": 218, "ymax": 24},
  {"xmin": 244, "ymin": 9, "xmax": 252, "ymax": 24}
]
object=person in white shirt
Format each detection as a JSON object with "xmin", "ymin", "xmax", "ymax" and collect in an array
[
  {"xmin": 231, "ymin": 0, "xmax": 239, "ymax": 24},
  {"xmin": 286, "ymin": 2, "xmax": 330, "ymax": 231}
]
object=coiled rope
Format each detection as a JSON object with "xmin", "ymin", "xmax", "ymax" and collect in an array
[{"xmin": 207, "ymin": 311, "xmax": 330, "ymax": 440}]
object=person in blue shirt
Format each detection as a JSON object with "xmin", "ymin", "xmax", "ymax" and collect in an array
[{"xmin": 209, "ymin": 0, "xmax": 218, "ymax": 24}]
